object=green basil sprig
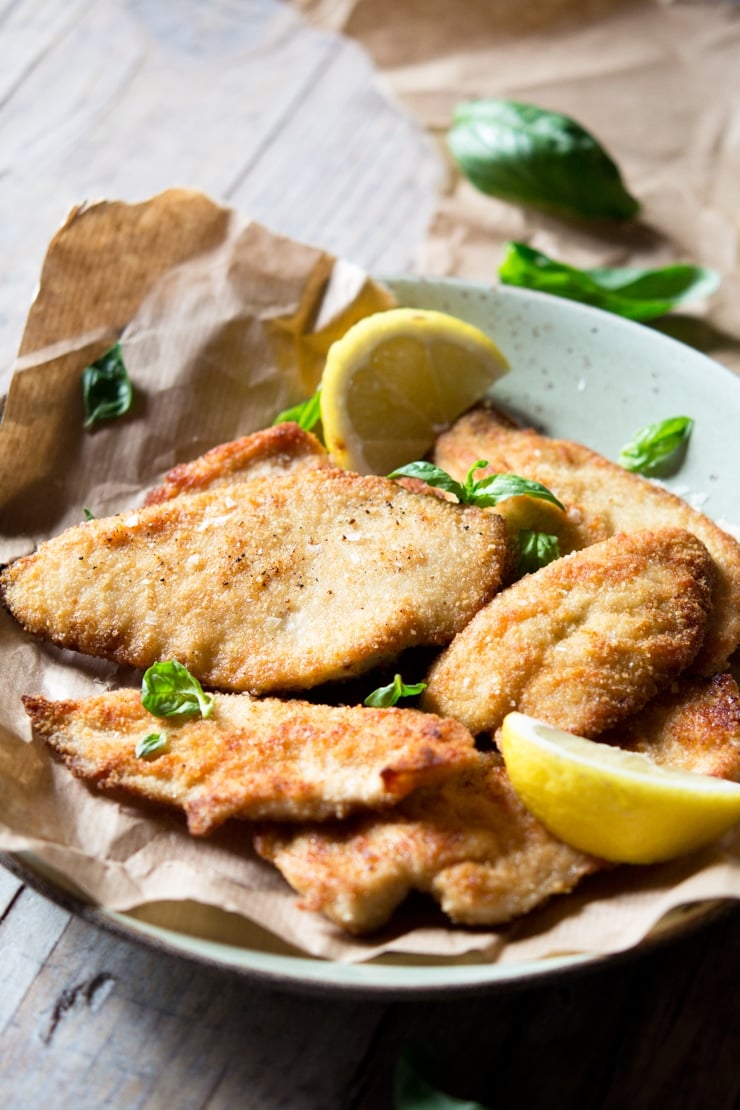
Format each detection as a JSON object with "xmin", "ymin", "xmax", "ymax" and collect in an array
[
  {"xmin": 135, "ymin": 732, "xmax": 168, "ymax": 760},
  {"xmin": 141, "ymin": 661, "xmax": 215, "ymax": 720},
  {"xmin": 448, "ymin": 99, "xmax": 639, "ymax": 221},
  {"xmin": 516, "ymin": 530, "xmax": 560, "ymax": 577},
  {"xmin": 364, "ymin": 674, "xmax": 427, "ymax": 708},
  {"xmin": 389, "ymin": 459, "xmax": 564, "ymax": 512},
  {"xmin": 499, "ymin": 242, "xmax": 720, "ymax": 321},
  {"xmin": 273, "ymin": 387, "xmax": 322, "ymax": 434},
  {"xmin": 618, "ymin": 416, "xmax": 693, "ymax": 477},
  {"xmin": 394, "ymin": 1054, "xmax": 489, "ymax": 1109},
  {"xmin": 82, "ymin": 342, "xmax": 133, "ymax": 429}
]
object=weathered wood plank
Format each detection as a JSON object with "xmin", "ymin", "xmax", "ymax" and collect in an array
[
  {"xmin": 0, "ymin": 904, "xmax": 386, "ymax": 1109},
  {"xmin": 3, "ymin": 893, "xmax": 739, "ymax": 1109},
  {"xmin": 228, "ymin": 33, "xmax": 441, "ymax": 272},
  {"xmin": 0, "ymin": 0, "xmax": 373, "ymax": 379},
  {"xmin": 0, "ymin": 863, "xmax": 23, "ymax": 914},
  {"xmin": 0, "ymin": 0, "xmax": 93, "ymax": 107},
  {"xmin": 0, "ymin": 883, "xmax": 71, "ymax": 1037}
]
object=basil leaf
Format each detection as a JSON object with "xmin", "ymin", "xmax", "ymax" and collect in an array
[
  {"xmin": 141, "ymin": 661, "xmax": 215, "ymax": 720},
  {"xmin": 516, "ymin": 530, "xmax": 560, "ymax": 577},
  {"xmin": 82, "ymin": 342, "xmax": 133, "ymax": 429},
  {"xmin": 83, "ymin": 508, "xmax": 95, "ymax": 521},
  {"xmin": 448, "ymin": 100, "xmax": 639, "ymax": 221},
  {"xmin": 273, "ymin": 387, "xmax": 322, "ymax": 433},
  {"xmin": 388, "ymin": 461, "xmax": 466, "ymax": 502},
  {"xmin": 499, "ymin": 242, "xmax": 720, "ymax": 321},
  {"xmin": 394, "ymin": 1054, "xmax": 488, "ymax": 1110},
  {"xmin": 390, "ymin": 460, "xmax": 564, "ymax": 512},
  {"xmin": 470, "ymin": 472, "xmax": 565, "ymax": 511},
  {"xmin": 618, "ymin": 416, "xmax": 693, "ymax": 477},
  {"xmin": 364, "ymin": 674, "xmax": 427, "ymax": 708},
  {"xmin": 461, "ymin": 459, "xmax": 490, "ymax": 500},
  {"xmin": 135, "ymin": 732, "xmax": 168, "ymax": 760}
]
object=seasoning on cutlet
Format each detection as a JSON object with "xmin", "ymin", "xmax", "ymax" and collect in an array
[
  {"xmin": 434, "ymin": 404, "xmax": 740, "ymax": 672},
  {"xmin": 421, "ymin": 528, "xmax": 714, "ymax": 739},
  {"xmin": 1, "ymin": 466, "xmax": 510, "ymax": 694},
  {"xmin": 23, "ymin": 688, "xmax": 479, "ymax": 836},
  {"xmin": 255, "ymin": 754, "xmax": 600, "ymax": 934},
  {"xmin": 144, "ymin": 422, "xmax": 329, "ymax": 505}
]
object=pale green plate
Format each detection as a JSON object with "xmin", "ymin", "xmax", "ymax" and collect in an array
[{"xmin": 8, "ymin": 279, "xmax": 740, "ymax": 996}]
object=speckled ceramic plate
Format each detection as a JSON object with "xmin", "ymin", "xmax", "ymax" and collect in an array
[{"xmin": 7, "ymin": 278, "xmax": 740, "ymax": 996}]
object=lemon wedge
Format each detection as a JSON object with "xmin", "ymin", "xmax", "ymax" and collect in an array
[
  {"xmin": 499, "ymin": 712, "xmax": 740, "ymax": 864},
  {"xmin": 319, "ymin": 307, "xmax": 509, "ymax": 474}
]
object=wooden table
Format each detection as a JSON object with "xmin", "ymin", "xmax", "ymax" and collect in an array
[{"xmin": 2, "ymin": 4, "xmax": 739, "ymax": 1107}]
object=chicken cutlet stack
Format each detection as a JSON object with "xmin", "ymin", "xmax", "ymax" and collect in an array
[{"xmin": 5, "ymin": 411, "xmax": 740, "ymax": 936}]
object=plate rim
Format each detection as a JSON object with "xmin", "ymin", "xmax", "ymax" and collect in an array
[
  {"xmin": 2, "ymin": 848, "xmax": 734, "ymax": 999},
  {"xmin": 3, "ymin": 277, "xmax": 739, "ymax": 997}
]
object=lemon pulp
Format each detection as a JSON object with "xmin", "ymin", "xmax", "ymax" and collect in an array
[
  {"xmin": 500, "ymin": 712, "xmax": 740, "ymax": 864},
  {"xmin": 319, "ymin": 307, "xmax": 509, "ymax": 474}
]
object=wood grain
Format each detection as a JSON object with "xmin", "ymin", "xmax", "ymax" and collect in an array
[
  {"xmin": 2, "ymin": 882, "xmax": 738, "ymax": 1108},
  {"xmin": 1, "ymin": 886, "xmax": 386, "ymax": 1108},
  {"xmin": 0, "ymin": 0, "xmax": 440, "ymax": 381}
]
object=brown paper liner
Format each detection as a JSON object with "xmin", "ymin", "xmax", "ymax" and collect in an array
[
  {"xmin": 1, "ymin": 186, "xmax": 738, "ymax": 968},
  {"xmin": 297, "ymin": 0, "xmax": 740, "ymax": 378}
]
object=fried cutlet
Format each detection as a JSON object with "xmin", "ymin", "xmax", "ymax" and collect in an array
[
  {"xmin": 256, "ymin": 670, "xmax": 740, "ymax": 935},
  {"xmin": 23, "ymin": 688, "xmax": 478, "ymax": 836},
  {"xmin": 1, "ymin": 468, "xmax": 510, "ymax": 694},
  {"xmin": 601, "ymin": 672, "xmax": 740, "ymax": 779},
  {"xmin": 421, "ymin": 528, "xmax": 714, "ymax": 738},
  {"xmin": 433, "ymin": 405, "xmax": 740, "ymax": 672},
  {"xmin": 144, "ymin": 422, "xmax": 329, "ymax": 505},
  {"xmin": 255, "ymin": 754, "xmax": 600, "ymax": 934}
]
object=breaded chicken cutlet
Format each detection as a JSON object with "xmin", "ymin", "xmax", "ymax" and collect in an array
[
  {"xmin": 1, "ymin": 466, "xmax": 510, "ymax": 694},
  {"xmin": 144, "ymin": 422, "xmax": 329, "ymax": 505},
  {"xmin": 9, "ymin": 408, "xmax": 739, "ymax": 940},
  {"xmin": 433, "ymin": 405, "xmax": 740, "ymax": 672},
  {"xmin": 23, "ymin": 688, "xmax": 478, "ymax": 836},
  {"xmin": 255, "ymin": 753, "xmax": 600, "ymax": 933},
  {"xmin": 601, "ymin": 672, "xmax": 740, "ymax": 779},
  {"xmin": 256, "ymin": 674, "xmax": 740, "ymax": 935},
  {"xmin": 422, "ymin": 528, "xmax": 714, "ymax": 738}
]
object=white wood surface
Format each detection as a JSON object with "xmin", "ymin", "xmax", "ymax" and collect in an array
[
  {"xmin": 1, "ymin": 4, "xmax": 739, "ymax": 1108},
  {"xmin": 0, "ymin": 0, "xmax": 441, "ymax": 382}
]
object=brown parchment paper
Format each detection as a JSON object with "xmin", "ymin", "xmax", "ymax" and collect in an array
[
  {"xmin": 297, "ymin": 0, "xmax": 740, "ymax": 377},
  {"xmin": 1, "ymin": 188, "xmax": 739, "ymax": 968}
]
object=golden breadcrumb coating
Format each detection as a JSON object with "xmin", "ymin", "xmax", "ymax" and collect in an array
[
  {"xmin": 23, "ymin": 688, "xmax": 479, "ymax": 836},
  {"xmin": 422, "ymin": 528, "xmax": 714, "ymax": 738},
  {"xmin": 1, "ymin": 467, "xmax": 510, "ymax": 694},
  {"xmin": 257, "ymin": 673, "xmax": 740, "ymax": 934},
  {"xmin": 255, "ymin": 755, "xmax": 600, "ymax": 934},
  {"xmin": 144, "ymin": 422, "xmax": 329, "ymax": 505},
  {"xmin": 434, "ymin": 404, "xmax": 740, "ymax": 672},
  {"xmin": 602, "ymin": 672, "xmax": 740, "ymax": 780}
]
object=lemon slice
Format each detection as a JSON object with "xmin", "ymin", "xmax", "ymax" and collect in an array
[
  {"xmin": 499, "ymin": 712, "xmax": 740, "ymax": 864},
  {"xmin": 319, "ymin": 307, "xmax": 509, "ymax": 474}
]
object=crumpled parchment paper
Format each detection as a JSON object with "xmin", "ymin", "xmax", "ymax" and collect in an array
[
  {"xmin": 1, "ymin": 173, "xmax": 738, "ymax": 963},
  {"xmin": 297, "ymin": 0, "xmax": 740, "ymax": 377}
]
